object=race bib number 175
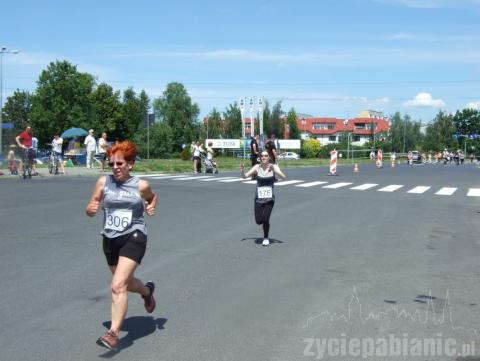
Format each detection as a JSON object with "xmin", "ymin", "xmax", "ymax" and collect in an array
[{"xmin": 257, "ymin": 186, "xmax": 273, "ymax": 199}]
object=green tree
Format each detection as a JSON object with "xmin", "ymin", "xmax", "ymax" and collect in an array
[
  {"xmin": 117, "ymin": 88, "xmax": 150, "ymax": 141},
  {"xmin": 286, "ymin": 108, "xmax": 300, "ymax": 139},
  {"xmin": 153, "ymin": 82, "xmax": 199, "ymax": 150},
  {"xmin": 204, "ymin": 108, "xmax": 222, "ymax": 139},
  {"xmin": 262, "ymin": 100, "xmax": 272, "ymax": 137},
  {"xmin": 301, "ymin": 139, "xmax": 321, "ymax": 158},
  {"xmin": 2, "ymin": 89, "xmax": 33, "ymax": 147},
  {"xmin": 223, "ymin": 102, "xmax": 242, "ymax": 138},
  {"xmin": 270, "ymin": 101, "xmax": 284, "ymax": 138},
  {"xmin": 452, "ymin": 108, "xmax": 480, "ymax": 135},
  {"xmin": 30, "ymin": 60, "xmax": 95, "ymax": 144},
  {"xmin": 3, "ymin": 89, "xmax": 32, "ymax": 129},
  {"xmin": 133, "ymin": 121, "xmax": 174, "ymax": 158},
  {"xmin": 422, "ymin": 111, "xmax": 457, "ymax": 151},
  {"xmin": 452, "ymin": 108, "xmax": 480, "ymax": 154},
  {"xmin": 384, "ymin": 112, "xmax": 423, "ymax": 152},
  {"xmin": 89, "ymin": 83, "xmax": 123, "ymax": 138}
]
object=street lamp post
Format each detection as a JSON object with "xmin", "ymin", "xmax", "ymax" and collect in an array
[
  {"xmin": 0, "ymin": 46, "xmax": 19, "ymax": 155},
  {"xmin": 302, "ymin": 117, "xmax": 306, "ymax": 139}
]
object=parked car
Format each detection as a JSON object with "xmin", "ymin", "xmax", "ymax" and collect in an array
[
  {"xmin": 278, "ymin": 151, "xmax": 300, "ymax": 160},
  {"xmin": 408, "ymin": 151, "xmax": 422, "ymax": 163}
]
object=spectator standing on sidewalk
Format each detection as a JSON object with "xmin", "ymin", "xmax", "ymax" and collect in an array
[
  {"xmin": 250, "ymin": 134, "xmax": 260, "ymax": 179},
  {"xmin": 98, "ymin": 132, "xmax": 109, "ymax": 171},
  {"xmin": 52, "ymin": 133, "xmax": 67, "ymax": 175},
  {"xmin": 84, "ymin": 129, "xmax": 97, "ymax": 169}
]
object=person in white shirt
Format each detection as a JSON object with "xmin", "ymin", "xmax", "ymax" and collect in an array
[
  {"xmin": 52, "ymin": 133, "xmax": 67, "ymax": 174},
  {"xmin": 84, "ymin": 129, "xmax": 97, "ymax": 169}
]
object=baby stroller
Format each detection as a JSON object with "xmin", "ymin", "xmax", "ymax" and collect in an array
[
  {"xmin": 8, "ymin": 159, "xmax": 19, "ymax": 175},
  {"xmin": 7, "ymin": 150, "xmax": 19, "ymax": 175},
  {"xmin": 201, "ymin": 152, "xmax": 218, "ymax": 174}
]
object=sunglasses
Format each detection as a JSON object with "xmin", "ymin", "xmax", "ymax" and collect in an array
[
  {"xmin": 260, "ymin": 154, "xmax": 269, "ymax": 158},
  {"xmin": 108, "ymin": 161, "xmax": 125, "ymax": 167}
]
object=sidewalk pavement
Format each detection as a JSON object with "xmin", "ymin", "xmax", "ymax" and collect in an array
[{"xmin": 0, "ymin": 165, "xmax": 109, "ymax": 179}]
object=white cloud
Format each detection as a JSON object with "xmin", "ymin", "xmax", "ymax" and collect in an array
[
  {"xmin": 466, "ymin": 101, "xmax": 480, "ymax": 110},
  {"xmin": 404, "ymin": 92, "xmax": 445, "ymax": 108},
  {"xmin": 376, "ymin": 0, "xmax": 480, "ymax": 9},
  {"xmin": 386, "ymin": 32, "xmax": 417, "ymax": 41}
]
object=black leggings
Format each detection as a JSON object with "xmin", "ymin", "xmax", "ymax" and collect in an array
[{"xmin": 254, "ymin": 201, "xmax": 274, "ymax": 238}]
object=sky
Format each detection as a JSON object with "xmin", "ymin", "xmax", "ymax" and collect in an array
[{"xmin": 2, "ymin": 0, "xmax": 480, "ymax": 123}]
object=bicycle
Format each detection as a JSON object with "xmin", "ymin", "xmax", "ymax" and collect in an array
[{"xmin": 21, "ymin": 148, "xmax": 34, "ymax": 179}]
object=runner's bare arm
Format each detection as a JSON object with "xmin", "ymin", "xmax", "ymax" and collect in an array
[
  {"xmin": 85, "ymin": 176, "xmax": 106, "ymax": 217},
  {"xmin": 241, "ymin": 164, "xmax": 258, "ymax": 179},
  {"xmin": 139, "ymin": 180, "xmax": 157, "ymax": 216},
  {"xmin": 272, "ymin": 164, "xmax": 286, "ymax": 179}
]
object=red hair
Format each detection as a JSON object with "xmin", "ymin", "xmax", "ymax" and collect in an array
[{"xmin": 107, "ymin": 141, "xmax": 137, "ymax": 163}]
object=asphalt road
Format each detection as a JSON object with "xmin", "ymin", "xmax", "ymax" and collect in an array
[{"xmin": 1, "ymin": 162, "xmax": 480, "ymax": 361}]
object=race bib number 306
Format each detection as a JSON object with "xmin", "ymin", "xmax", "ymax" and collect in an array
[
  {"xmin": 257, "ymin": 186, "xmax": 273, "ymax": 199},
  {"xmin": 105, "ymin": 209, "xmax": 132, "ymax": 231}
]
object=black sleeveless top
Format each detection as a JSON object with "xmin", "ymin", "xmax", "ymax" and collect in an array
[{"xmin": 255, "ymin": 165, "xmax": 275, "ymax": 203}]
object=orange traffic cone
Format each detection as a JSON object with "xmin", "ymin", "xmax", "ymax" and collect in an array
[{"xmin": 353, "ymin": 163, "xmax": 359, "ymax": 173}]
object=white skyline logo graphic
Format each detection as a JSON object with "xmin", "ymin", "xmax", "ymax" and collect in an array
[{"xmin": 303, "ymin": 287, "xmax": 479, "ymax": 337}]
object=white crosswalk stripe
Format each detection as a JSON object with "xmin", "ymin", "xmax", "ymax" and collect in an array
[
  {"xmin": 143, "ymin": 174, "xmax": 477, "ymax": 197},
  {"xmin": 175, "ymin": 176, "xmax": 214, "ymax": 180},
  {"xmin": 218, "ymin": 177, "xmax": 247, "ymax": 182},
  {"xmin": 275, "ymin": 180, "xmax": 304, "ymax": 186},
  {"xmin": 135, "ymin": 173, "xmax": 172, "ymax": 178},
  {"xmin": 407, "ymin": 186, "xmax": 431, "ymax": 194},
  {"xmin": 378, "ymin": 185, "xmax": 404, "ymax": 192},
  {"xmin": 350, "ymin": 183, "xmax": 378, "ymax": 190},
  {"xmin": 323, "ymin": 182, "xmax": 353, "ymax": 189},
  {"xmin": 436, "ymin": 187, "xmax": 457, "ymax": 196},
  {"xmin": 199, "ymin": 177, "xmax": 237, "ymax": 182},
  {"xmin": 295, "ymin": 181, "xmax": 328, "ymax": 188},
  {"xmin": 467, "ymin": 188, "xmax": 480, "ymax": 197},
  {"xmin": 149, "ymin": 175, "xmax": 187, "ymax": 180}
]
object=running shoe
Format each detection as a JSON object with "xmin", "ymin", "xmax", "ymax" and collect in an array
[
  {"xmin": 262, "ymin": 238, "xmax": 270, "ymax": 246},
  {"xmin": 96, "ymin": 330, "xmax": 119, "ymax": 351},
  {"xmin": 143, "ymin": 281, "xmax": 156, "ymax": 313}
]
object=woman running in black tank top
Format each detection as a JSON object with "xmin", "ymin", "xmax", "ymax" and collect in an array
[{"xmin": 240, "ymin": 151, "xmax": 286, "ymax": 246}]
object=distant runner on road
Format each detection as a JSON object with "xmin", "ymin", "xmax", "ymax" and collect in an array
[
  {"xmin": 241, "ymin": 150, "xmax": 286, "ymax": 246},
  {"xmin": 85, "ymin": 140, "xmax": 158, "ymax": 351}
]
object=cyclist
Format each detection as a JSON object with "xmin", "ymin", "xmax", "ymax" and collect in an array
[
  {"xmin": 51, "ymin": 133, "xmax": 67, "ymax": 175},
  {"xmin": 15, "ymin": 125, "xmax": 34, "ymax": 178}
]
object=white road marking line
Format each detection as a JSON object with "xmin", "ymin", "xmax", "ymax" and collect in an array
[
  {"xmin": 274, "ymin": 180, "xmax": 304, "ymax": 186},
  {"xmin": 322, "ymin": 182, "xmax": 353, "ymax": 189},
  {"xmin": 199, "ymin": 177, "xmax": 236, "ymax": 182},
  {"xmin": 467, "ymin": 188, "xmax": 480, "ymax": 197},
  {"xmin": 242, "ymin": 180, "xmax": 257, "ymax": 184},
  {"xmin": 295, "ymin": 181, "xmax": 328, "ymax": 188},
  {"xmin": 174, "ymin": 176, "xmax": 214, "ymax": 180},
  {"xmin": 350, "ymin": 183, "xmax": 378, "ymax": 190},
  {"xmin": 435, "ymin": 187, "xmax": 457, "ymax": 196},
  {"xmin": 378, "ymin": 185, "xmax": 404, "ymax": 192},
  {"xmin": 407, "ymin": 186, "xmax": 431, "ymax": 194},
  {"xmin": 135, "ymin": 173, "xmax": 171, "ymax": 178},
  {"xmin": 219, "ymin": 178, "xmax": 247, "ymax": 182},
  {"xmin": 149, "ymin": 175, "xmax": 187, "ymax": 180}
]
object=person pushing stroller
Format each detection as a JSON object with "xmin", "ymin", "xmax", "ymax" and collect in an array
[{"xmin": 204, "ymin": 141, "xmax": 218, "ymax": 174}]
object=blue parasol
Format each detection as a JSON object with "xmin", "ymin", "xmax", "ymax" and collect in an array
[{"xmin": 61, "ymin": 127, "xmax": 88, "ymax": 138}]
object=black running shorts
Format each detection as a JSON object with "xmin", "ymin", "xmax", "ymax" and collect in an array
[{"xmin": 102, "ymin": 231, "xmax": 147, "ymax": 266}]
